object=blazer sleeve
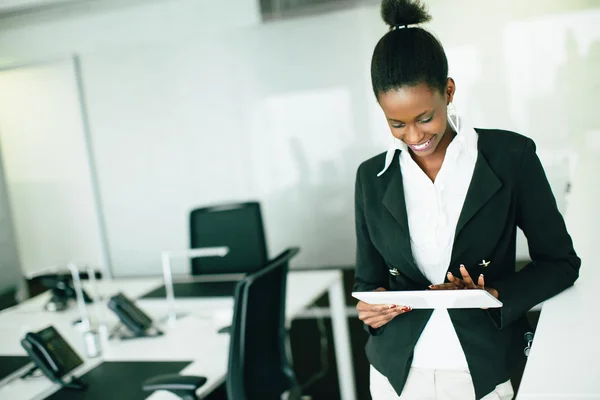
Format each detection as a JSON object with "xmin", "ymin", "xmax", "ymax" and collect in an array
[
  {"xmin": 488, "ymin": 138, "xmax": 581, "ymax": 329},
  {"xmin": 354, "ymin": 166, "xmax": 389, "ymax": 292},
  {"xmin": 354, "ymin": 166, "xmax": 390, "ymax": 335}
]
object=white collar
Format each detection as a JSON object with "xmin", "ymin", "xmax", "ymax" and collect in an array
[{"xmin": 376, "ymin": 115, "xmax": 478, "ymax": 177}]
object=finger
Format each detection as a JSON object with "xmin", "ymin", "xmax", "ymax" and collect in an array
[
  {"xmin": 363, "ymin": 313, "xmax": 393, "ymax": 328},
  {"xmin": 356, "ymin": 302, "xmax": 392, "ymax": 312},
  {"xmin": 447, "ymin": 272, "xmax": 465, "ymax": 288},
  {"xmin": 447, "ymin": 272, "xmax": 464, "ymax": 287},
  {"xmin": 365, "ymin": 305, "xmax": 410, "ymax": 321},
  {"xmin": 370, "ymin": 319, "xmax": 390, "ymax": 329},
  {"xmin": 364, "ymin": 306, "xmax": 411, "ymax": 328},
  {"xmin": 378, "ymin": 308, "xmax": 409, "ymax": 322},
  {"xmin": 459, "ymin": 265, "xmax": 477, "ymax": 288},
  {"xmin": 358, "ymin": 309, "xmax": 391, "ymax": 321},
  {"xmin": 371, "ymin": 304, "xmax": 397, "ymax": 313},
  {"xmin": 429, "ymin": 283, "xmax": 459, "ymax": 290},
  {"xmin": 358, "ymin": 310, "xmax": 375, "ymax": 321},
  {"xmin": 358, "ymin": 310, "xmax": 382, "ymax": 321},
  {"xmin": 447, "ymin": 271, "xmax": 457, "ymax": 283},
  {"xmin": 477, "ymin": 274, "xmax": 485, "ymax": 289},
  {"xmin": 385, "ymin": 305, "xmax": 410, "ymax": 316},
  {"xmin": 358, "ymin": 305, "xmax": 404, "ymax": 321}
]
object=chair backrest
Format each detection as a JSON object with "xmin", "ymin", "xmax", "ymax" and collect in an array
[
  {"xmin": 189, "ymin": 202, "xmax": 268, "ymax": 275},
  {"xmin": 226, "ymin": 247, "xmax": 300, "ymax": 400}
]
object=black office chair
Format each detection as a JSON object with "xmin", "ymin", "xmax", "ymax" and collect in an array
[
  {"xmin": 189, "ymin": 202, "xmax": 268, "ymax": 275},
  {"xmin": 142, "ymin": 247, "xmax": 302, "ymax": 400},
  {"xmin": 0, "ymin": 286, "xmax": 18, "ymax": 312}
]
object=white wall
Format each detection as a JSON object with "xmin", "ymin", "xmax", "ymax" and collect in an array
[
  {"xmin": 0, "ymin": 0, "xmax": 261, "ymax": 63},
  {"xmin": 0, "ymin": 0, "xmax": 262, "ymax": 276},
  {"xmin": 78, "ymin": 7, "xmax": 388, "ymax": 274},
  {"xmin": 0, "ymin": 0, "xmax": 597, "ymax": 275},
  {"xmin": 0, "ymin": 151, "xmax": 22, "ymax": 295},
  {"xmin": 0, "ymin": 60, "xmax": 105, "ymax": 276}
]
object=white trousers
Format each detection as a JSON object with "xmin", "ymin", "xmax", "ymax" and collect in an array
[{"xmin": 370, "ymin": 366, "xmax": 514, "ymax": 400}]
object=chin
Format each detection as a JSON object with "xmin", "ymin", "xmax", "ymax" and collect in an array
[{"xmin": 412, "ymin": 146, "xmax": 437, "ymax": 158}]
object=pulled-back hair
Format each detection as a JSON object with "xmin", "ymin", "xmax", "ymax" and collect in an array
[{"xmin": 371, "ymin": 0, "xmax": 449, "ymax": 98}]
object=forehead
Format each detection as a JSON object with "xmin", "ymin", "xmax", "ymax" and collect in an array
[{"xmin": 378, "ymin": 84, "xmax": 444, "ymax": 119}]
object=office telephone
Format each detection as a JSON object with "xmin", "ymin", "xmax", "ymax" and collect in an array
[
  {"xmin": 107, "ymin": 292, "xmax": 163, "ymax": 338},
  {"xmin": 38, "ymin": 272, "xmax": 95, "ymax": 312},
  {"xmin": 20, "ymin": 326, "xmax": 87, "ymax": 390}
]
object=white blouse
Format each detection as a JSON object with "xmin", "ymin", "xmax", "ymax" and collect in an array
[{"xmin": 378, "ymin": 115, "xmax": 478, "ymax": 370}]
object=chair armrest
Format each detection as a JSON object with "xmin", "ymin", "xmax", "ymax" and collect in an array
[{"xmin": 142, "ymin": 374, "xmax": 206, "ymax": 400}]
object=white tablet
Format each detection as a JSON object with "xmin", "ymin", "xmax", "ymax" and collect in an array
[{"xmin": 352, "ymin": 289, "xmax": 502, "ymax": 309}]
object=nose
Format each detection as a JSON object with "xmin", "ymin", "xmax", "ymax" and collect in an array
[{"xmin": 403, "ymin": 125, "xmax": 424, "ymax": 145}]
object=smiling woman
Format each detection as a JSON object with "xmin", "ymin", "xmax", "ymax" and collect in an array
[
  {"xmin": 353, "ymin": 1, "xmax": 581, "ymax": 400},
  {"xmin": 377, "ymin": 83, "xmax": 456, "ymax": 180}
]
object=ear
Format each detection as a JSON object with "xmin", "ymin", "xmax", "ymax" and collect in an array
[{"xmin": 445, "ymin": 78, "xmax": 456, "ymax": 104}]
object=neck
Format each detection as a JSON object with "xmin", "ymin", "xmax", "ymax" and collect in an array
[{"xmin": 412, "ymin": 125, "xmax": 457, "ymax": 170}]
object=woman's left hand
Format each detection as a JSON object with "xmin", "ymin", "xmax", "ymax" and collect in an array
[{"xmin": 429, "ymin": 264, "xmax": 499, "ymax": 299}]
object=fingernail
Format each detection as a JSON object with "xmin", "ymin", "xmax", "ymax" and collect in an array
[
  {"xmin": 428, "ymin": 285, "xmax": 434, "ymax": 288},
  {"xmin": 404, "ymin": 307, "xmax": 412, "ymax": 312},
  {"xmin": 460, "ymin": 264, "xmax": 466, "ymax": 268},
  {"xmin": 480, "ymin": 274, "xmax": 484, "ymax": 277},
  {"xmin": 447, "ymin": 272, "xmax": 453, "ymax": 276},
  {"xmin": 389, "ymin": 304, "xmax": 397, "ymax": 309}
]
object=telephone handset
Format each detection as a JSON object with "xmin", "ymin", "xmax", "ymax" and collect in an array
[
  {"xmin": 20, "ymin": 326, "xmax": 87, "ymax": 390},
  {"xmin": 107, "ymin": 292, "xmax": 163, "ymax": 338}
]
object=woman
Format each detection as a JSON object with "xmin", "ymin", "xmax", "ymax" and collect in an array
[{"xmin": 354, "ymin": 1, "xmax": 581, "ymax": 399}]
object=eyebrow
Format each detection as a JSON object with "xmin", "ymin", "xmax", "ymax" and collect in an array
[{"xmin": 388, "ymin": 110, "xmax": 432, "ymax": 123}]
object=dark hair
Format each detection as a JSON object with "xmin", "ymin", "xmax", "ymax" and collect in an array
[{"xmin": 371, "ymin": 0, "xmax": 449, "ymax": 98}]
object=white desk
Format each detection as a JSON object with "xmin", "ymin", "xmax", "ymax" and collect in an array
[
  {"xmin": 517, "ymin": 266, "xmax": 600, "ymax": 399},
  {"xmin": 0, "ymin": 270, "xmax": 357, "ymax": 400}
]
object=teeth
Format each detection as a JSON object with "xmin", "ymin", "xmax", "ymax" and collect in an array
[{"xmin": 413, "ymin": 138, "xmax": 431, "ymax": 149}]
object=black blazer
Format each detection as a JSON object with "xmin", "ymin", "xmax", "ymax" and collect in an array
[{"xmin": 354, "ymin": 129, "xmax": 580, "ymax": 399}]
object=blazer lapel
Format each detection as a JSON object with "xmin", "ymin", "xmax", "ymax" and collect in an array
[
  {"xmin": 382, "ymin": 152, "xmax": 431, "ymax": 287},
  {"xmin": 454, "ymin": 152, "xmax": 502, "ymax": 243}
]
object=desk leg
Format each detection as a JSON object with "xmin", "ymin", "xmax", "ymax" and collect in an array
[{"xmin": 328, "ymin": 271, "xmax": 356, "ymax": 400}]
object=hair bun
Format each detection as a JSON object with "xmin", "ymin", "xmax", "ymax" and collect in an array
[{"xmin": 381, "ymin": 0, "xmax": 432, "ymax": 28}]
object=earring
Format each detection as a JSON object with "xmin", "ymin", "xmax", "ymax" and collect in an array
[{"xmin": 447, "ymin": 102, "xmax": 461, "ymax": 133}]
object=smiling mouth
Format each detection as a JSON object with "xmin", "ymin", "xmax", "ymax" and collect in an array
[{"xmin": 407, "ymin": 136, "xmax": 435, "ymax": 152}]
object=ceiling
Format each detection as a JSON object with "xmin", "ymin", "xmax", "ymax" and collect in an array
[
  {"xmin": 0, "ymin": 0, "xmax": 88, "ymax": 16},
  {"xmin": 0, "ymin": 0, "xmax": 382, "ymax": 21},
  {"xmin": 260, "ymin": 0, "xmax": 380, "ymax": 21}
]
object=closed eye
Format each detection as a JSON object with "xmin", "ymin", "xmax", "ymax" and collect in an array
[
  {"xmin": 390, "ymin": 113, "xmax": 434, "ymax": 128},
  {"xmin": 419, "ymin": 114, "xmax": 433, "ymax": 124}
]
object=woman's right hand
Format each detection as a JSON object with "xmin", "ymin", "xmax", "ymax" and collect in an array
[{"xmin": 356, "ymin": 288, "xmax": 412, "ymax": 329}]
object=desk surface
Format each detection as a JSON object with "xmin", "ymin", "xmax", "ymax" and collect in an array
[
  {"xmin": 45, "ymin": 361, "xmax": 192, "ymax": 400},
  {"xmin": 517, "ymin": 269, "xmax": 600, "ymax": 400},
  {"xmin": 0, "ymin": 270, "xmax": 341, "ymax": 400}
]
